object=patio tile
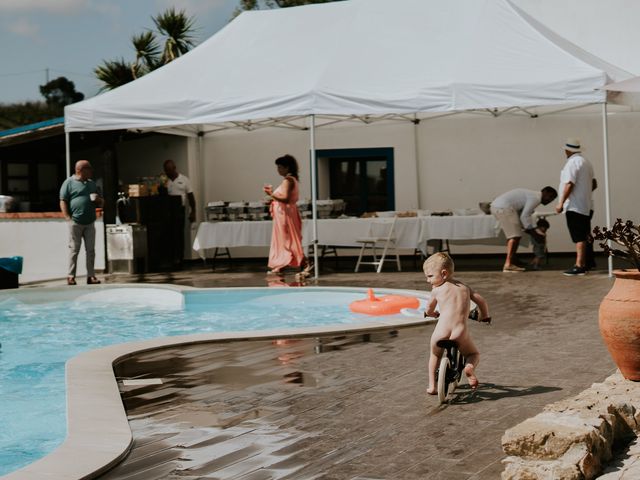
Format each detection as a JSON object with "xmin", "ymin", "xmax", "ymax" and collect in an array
[{"xmin": 83, "ymin": 262, "xmax": 619, "ymax": 479}]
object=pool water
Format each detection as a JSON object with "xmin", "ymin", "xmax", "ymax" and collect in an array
[{"xmin": 0, "ymin": 287, "xmax": 421, "ymax": 475}]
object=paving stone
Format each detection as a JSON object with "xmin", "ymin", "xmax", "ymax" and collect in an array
[{"xmin": 83, "ymin": 266, "xmax": 624, "ymax": 480}]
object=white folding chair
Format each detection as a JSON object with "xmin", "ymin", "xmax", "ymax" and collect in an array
[{"xmin": 354, "ymin": 216, "xmax": 401, "ymax": 273}]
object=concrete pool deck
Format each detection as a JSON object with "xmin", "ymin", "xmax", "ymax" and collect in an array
[{"xmin": 12, "ymin": 258, "xmax": 633, "ymax": 478}]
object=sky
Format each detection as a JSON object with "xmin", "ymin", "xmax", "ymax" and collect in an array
[
  {"xmin": 0, "ymin": 0, "xmax": 240, "ymax": 104},
  {"xmin": 2, "ymin": 0, "xmax": 640, "ymax": 106}
]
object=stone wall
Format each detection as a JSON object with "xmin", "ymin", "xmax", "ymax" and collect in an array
[{"xmin": 502, "ymin": 372, "xmax": 640, "ymax": 479}]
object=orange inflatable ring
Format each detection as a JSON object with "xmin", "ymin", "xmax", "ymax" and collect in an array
[{"xmin": 349, "ymin": 288, "xmax": 420, "ymax": 316}]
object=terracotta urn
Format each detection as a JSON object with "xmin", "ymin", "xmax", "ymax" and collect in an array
[{"xmin": 599, "ymin": 270, "xmax": 640, "ymax": 381}]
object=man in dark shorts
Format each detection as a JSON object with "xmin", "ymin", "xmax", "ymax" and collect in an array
[{"xmin": 555, "ymin": 138, "xmax": 597, "ymax": 276}]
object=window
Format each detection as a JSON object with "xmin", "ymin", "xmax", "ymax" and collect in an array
[
  {"xmin": 316, "ymin": 148, "xmax": 394, "ymax": 216},
  {"xmin": 1, "ymin": 160, "xmax": 64, "ymax": 211}
]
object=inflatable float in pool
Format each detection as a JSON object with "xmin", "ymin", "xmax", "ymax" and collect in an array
[{"xmin": 349, "ymin": 288, "xmax": 420, "ymax": 316}]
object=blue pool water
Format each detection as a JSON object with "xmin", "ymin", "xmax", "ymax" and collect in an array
[{"xmin": 0, "ymin": 287, "xmax": 421, "ymax": 476}]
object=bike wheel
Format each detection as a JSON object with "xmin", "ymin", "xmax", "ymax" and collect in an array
[
  {"xmin": 448, "ymin": 350, "xmax": 463, "ymax": 394},
  {"xmin": 437, "ymin": 355, "xmax": 450, "ymax": 403}
]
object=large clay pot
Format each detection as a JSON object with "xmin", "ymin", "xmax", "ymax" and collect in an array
[{"xmin": 599, "ymin": 270, "xmax": 640, "ymax": 381}]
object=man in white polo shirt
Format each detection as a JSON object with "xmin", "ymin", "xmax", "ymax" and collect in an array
[
  {"xmin": 491, "ymin": 186, "xmax": 557, "ymax": 272},
  {"xmin": 555, "ymin": 138, "xmax": 597, "ymax": 276}
]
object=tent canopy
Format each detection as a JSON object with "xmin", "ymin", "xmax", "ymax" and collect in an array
[
  {"xmin": 602, "ymin": 76, "xmax": 640, "ymax": 92},
  {"xmin": 65, "ymin": 0, "xmax": 629, "ymax": 134}
]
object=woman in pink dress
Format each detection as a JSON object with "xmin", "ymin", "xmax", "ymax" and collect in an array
[{"xmin": 263, "ymin": 155, "xmax": 312, "ymax": 276}]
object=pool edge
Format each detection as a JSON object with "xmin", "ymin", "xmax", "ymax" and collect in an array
[{"xmin": 1, "ymin": 284, "xmax": 433, "ymax": 480}]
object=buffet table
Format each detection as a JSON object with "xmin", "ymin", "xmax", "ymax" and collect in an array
[
  {"xmin": 419, "ymin": 214, "xmax": 500, "ymax": 241},
  {"xmin": 192, "ymin": 214, "xmax": 501, "ymax": 258}
]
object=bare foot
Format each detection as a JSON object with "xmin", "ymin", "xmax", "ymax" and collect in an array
[
  {"xmin": 464, "ymin": 364, "xmax": 479, "ymax": 390},
  {"xmin": 426, "ymin": 387, "xmax": 437, "ymax": 395}
]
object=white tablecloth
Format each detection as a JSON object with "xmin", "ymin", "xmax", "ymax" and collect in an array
[
  {"xmin": 193, "ymin": 214, "xmax": 501, "ymax": 257},
  {"xmin": 419, "ymin": 214, "xmax": 500, "ymax": 241}
]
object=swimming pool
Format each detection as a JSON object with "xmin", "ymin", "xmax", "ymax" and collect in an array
[{"xmin": 0, "ymin": 285, "xmax": 428, "ymax": 477}]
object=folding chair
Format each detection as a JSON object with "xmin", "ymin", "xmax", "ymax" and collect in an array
[
  {"xmin": 354, "ymin": 216, "xmax": 401, "ymax": 273},
  {"xmin": 308, "ymin": 244, "xmax": 340, "ymax": 272},
  {"xmin": 210, "ymin": 247, "xmax": 232, "ymax": 270},
  {"xmin": 413, "ymin": 239, "xmax": 451, "ymax": 269}
]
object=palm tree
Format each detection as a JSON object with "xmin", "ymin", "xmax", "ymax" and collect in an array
[
  {"xmin": 94, "ymin": 8, "xmax": 196, "ymax": 90},
  {"xmin": 153, "ymin": 8, "xmax": 196, "ymax": 64},
  {"xmin": 131, "ymin": 31, "xmax": 161, "ymax": 78},
  {"xmin": 95, "ymin": 59, "xmax": 138, "ymax": 90},
  {"xmin": 237, "ymin": 0, "xmax": 339, "ymax": 12}
]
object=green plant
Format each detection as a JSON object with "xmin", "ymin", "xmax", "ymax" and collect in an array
[
  {"xmin": 95, "ymin": 8, "xmax": 196, "ymax": 90},
  {"xmin": 593, "ymin": 219, "xmax": 640, "ymax": 271}
]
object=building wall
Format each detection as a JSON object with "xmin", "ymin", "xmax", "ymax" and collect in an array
[
  {"xmin": 202, "ymin": 122, "xmax": 419, "ymax": 210},
  {"xmin": 416, "ymin": 111, "xmax": 640, "ymax": 253},
  {"xmin": 0, "ymin": 218, "xmax": 105, "ymax": 283},
  {"xmin": 200, "ymin": 111, "xmax": 640, "ymax": 255}
]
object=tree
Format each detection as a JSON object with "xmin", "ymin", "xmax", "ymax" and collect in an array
[
  {"xmin": 39, "ymin": 76, "xmax": 84, "ymax": 109},
  {"xmin": 0, "ymin": 76, "xmax": 85, "ymax": 128},
  {"xmin": 95, "ymin": 58, "xmax": 138, "ymax": 89},
  {"xmin": 95, "ymin": 8, "xmax": 196, "ymax": 90},
  {"xmin": 154, "ymin": 8, "xmax": 196, "ymax": 64},
  {"xmin": 0, "ymin": 101, "xmax": 61, "ymax": 129},
  {"xmin": 235, "ymin": 0, "xmax": 341, "ymax": 15}
]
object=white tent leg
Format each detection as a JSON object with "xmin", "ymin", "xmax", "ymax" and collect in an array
[
  {"xmin": 309, "ymin": 114, "xmax": 319, "ymax": 279},
  {"xmin": 413, "ymin": 114, "xmax": 421, "ymax": 209},
  {"xmin": 198, "ymin": 130, "xmax": 204, "ymax": 222},
  {"xmin": 601, "ymin": 103, "xmax": 613, "ymax": 277},
  {"xmin": 65, "ymin": 132, "xmax": 71, "ymax": 176}
]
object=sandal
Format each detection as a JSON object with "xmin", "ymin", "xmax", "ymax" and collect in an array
[
  {"xmin": 67, "ymin": 276, "xmax": 76, "ymax": 286},
  {"xmin": 87, "ymin": 276, "xmax": 101, "ymax": 285}
]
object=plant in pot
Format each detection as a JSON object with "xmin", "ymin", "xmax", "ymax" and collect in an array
[{"xmin": 593, "ymin": 219, "xmax": 640, "ymax": 380}]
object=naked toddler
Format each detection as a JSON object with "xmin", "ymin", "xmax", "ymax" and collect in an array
[{"xmin": 423, "ymin": 252, "xmax": 490, "ymax": 394}]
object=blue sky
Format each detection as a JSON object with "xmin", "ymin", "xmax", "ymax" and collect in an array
[
  {"xmin": 0, "ymin": 0, "xmax": 239, "ymax": 104},
  {"xmin": 2, "ymin": 1, "xmax": 638, "ymax": 106}
]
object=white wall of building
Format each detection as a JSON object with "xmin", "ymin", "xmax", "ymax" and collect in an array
[
  {"xmin": 416, "ymin": 110, "xmax": 640, "ymax": 253},
  {"xmin": 0, "ymin": 218, "xmax": 105, "ymax": 284},
  {"xmin": 201, "ymin": 122, "xmax": 419, "ymax": 210},
  {"xmin": 199, "ymin": 110, "xmax": 640, "ymax": 256}
]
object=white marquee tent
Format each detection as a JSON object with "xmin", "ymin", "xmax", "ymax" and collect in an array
[
  {"xmin": 603, "ymin": 76, "xmax": 640, "ymax": 93},
  {"xmin": 65, "ymin": 0, "xmax": 631, "ymax": 277}
]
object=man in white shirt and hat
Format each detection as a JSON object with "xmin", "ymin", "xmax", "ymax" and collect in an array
[
  {"xmin": 555, "ymin": 138, "xmax": 597, "ymax": 276},
  {"xmin": 491, "ymin": 186, "xmax": 557, "ymax": 272}
]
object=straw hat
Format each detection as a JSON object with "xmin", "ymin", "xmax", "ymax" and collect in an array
[{"xmin": 564, "ymin": 138, "xmax": 582, "ymax": 153}]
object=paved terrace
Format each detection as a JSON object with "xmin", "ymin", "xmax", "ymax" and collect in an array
[{"xmin": 35, "ymin": 257, "xmax": 618, "ymax": 479}]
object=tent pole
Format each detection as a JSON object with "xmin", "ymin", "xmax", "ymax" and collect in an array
[
  {"xmin": 309, "ymin": 114, "xmax": 319, "ymax": 280},
  {"xmin": 65, "ymin": 132, "xmax": 71, "ymax": 176},
  {"xmin": 198, "ymin": 129, "xmax": 204, "ymax": 222},
  {"xmin": 413, "ymin": 114, "xmax": 421, "ymax": 209},
  {"xmin": 601, "ymin": 102, "xmax": 613, "ymax": 277}
]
